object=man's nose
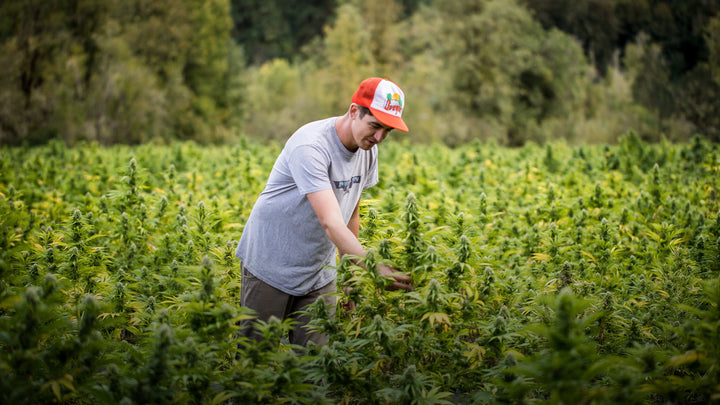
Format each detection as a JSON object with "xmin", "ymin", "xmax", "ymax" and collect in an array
[{"xmin": 374, "ymin": 130, "xmax": 387, "ymax": 143}]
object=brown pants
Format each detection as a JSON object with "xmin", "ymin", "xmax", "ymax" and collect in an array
[{"xmin": 239, "ymin": 265, "xmax": 337, "ymax": 346}]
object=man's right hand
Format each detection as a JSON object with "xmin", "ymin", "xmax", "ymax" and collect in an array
[{"xmin": 377, "ymin": 264, "xmax": 413, "ymax": 291}]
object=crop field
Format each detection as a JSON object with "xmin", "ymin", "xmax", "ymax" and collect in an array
[{"xmin": 1, "ymin": 133, "xmax": 719, "ymax": 404}]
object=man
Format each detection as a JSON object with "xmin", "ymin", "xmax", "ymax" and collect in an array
[{"xmin": 235, "ymin": 77, "xmax": 413, "ymax": 346}]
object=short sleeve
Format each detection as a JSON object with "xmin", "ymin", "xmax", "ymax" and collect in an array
[{"xmin": 288, "ymin": 144, "xmax": 332, "ymax": 195}]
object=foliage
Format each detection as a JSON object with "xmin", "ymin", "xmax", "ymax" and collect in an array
[
  {"xmin": 0, "ymin": 0, "xmax": 243, "ymax": 145},
  {"xmin": 229, "ymin": 0, "xmax": 335, "ymax": 65},
  {"xmin": 522, "ymin": 0, "xmax": 720, "ymax": 78},
  {"xmin": 1, "ymin": 136, "xmax": 719, "ymax": 402},
  {"xmin": 2, "ymin": 0, "xmax": 719, "ymax": 146},
  {"xmin": 709, "ymin": 15, "xmax": 720, "ymax": 86}
]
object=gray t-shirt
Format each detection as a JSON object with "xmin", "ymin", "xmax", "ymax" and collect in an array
[{"xmin": 235, "ymin": 117, "xmax": 379, "ymax": 295}]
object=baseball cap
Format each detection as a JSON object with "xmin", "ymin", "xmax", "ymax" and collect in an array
[{"xmin": 351, "ymin": 77, "xmax": 409, "ymax": 132}]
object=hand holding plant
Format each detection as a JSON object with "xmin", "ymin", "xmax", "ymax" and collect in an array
[
  {"xmin": 377, "ymin": 263, "xmax": 413, "ymax": 291},
  {"xmin": 341, "ymin": 286, "xmax": 356, "ymax": 312},
  {"xmin": 341, "ymin": 264, "xmax": 412, "ymax": 312}
]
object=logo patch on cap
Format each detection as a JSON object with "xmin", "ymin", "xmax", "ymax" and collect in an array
[
  {"xmin": 385, "ymin": 93, "xmax": 403, "ymax": 114},
  {"xmin": 370, "ymin": 80, "xmax": 404, "ymax": 117}
]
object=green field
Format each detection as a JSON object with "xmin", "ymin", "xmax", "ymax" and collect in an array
[{"xmin": 1, "ymin": 133, "xmax": 719, "ymax": 404}]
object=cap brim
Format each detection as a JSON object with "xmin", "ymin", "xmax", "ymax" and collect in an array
[{"xmin": 371, "ymin": 108, "xmax": 409, "ymax": 132}]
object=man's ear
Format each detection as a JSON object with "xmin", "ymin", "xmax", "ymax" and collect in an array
[{"xmin": 349, "ymin": 103, "xmax": 359, "ymax": 119}]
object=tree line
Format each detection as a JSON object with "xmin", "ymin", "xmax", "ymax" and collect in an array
[{"xmin": 1, "ymin": 0, "xmax": 718, "ymax": 146}]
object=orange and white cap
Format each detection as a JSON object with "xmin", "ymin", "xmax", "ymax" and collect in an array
[{"xmin": 351, "ymin": 77, "xmax": 409, "ymax": 132}]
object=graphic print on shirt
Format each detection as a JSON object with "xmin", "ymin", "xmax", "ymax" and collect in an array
[{"xmin": 333, "ymin": 176, "xmax": 361, "ymax": 193}]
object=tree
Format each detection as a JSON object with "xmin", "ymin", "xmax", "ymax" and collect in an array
[
  {"xmin": 0, "ymin": 0, "xmax": 241, "ymax": 145},
  {"xmin": 0, "ymin": 0, "xmax": 109, "ymax": 144},
  {"xmin": 707, "ymin": 15, "xmax": 720, "ymax": 86},
  {"xmin": 522, "ymin": 0, "xmax": 619, "ymax": 75},
  {"xmin": 242, "ymin": 58, "xmax": 302, "ymax": 141},
  {"xmin": 230, "ymin": 0, "xmax": 335, "ymax": 65},
  {"xmin": 624, "ymin": 33, "xmax": 674, "ymax": 139},
  {"xmin": 356, "ymin": 0, "xmax": 404, "ymax": 75},
  {"xmin": 116, "ymin": 0, "xmax": 241, "ymax": 142},
  {"xmin": 675, "ymin": 66, "xmax": 720, "ymax": 142},
  {"xmin": 315, "ymin": 2, "xmax": 376, "ymax": 114},
  {"xmin": 180, "ymin": 0, "xmax": 237, "ymax": 140},
  {"xmin": 524, "ymin": 0, "xmax": 720, "ymax": 79},
  {"xmin": 432, "ymin": 0, "xmax": 589, "ymax": 145}
]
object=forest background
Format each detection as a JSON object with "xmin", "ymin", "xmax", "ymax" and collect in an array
[{"xmin": 1, "ymin": 0, "xmax": 719, "ymax": 147}]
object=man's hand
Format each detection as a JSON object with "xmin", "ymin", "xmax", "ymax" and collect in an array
[
  {"xmin": 342, "ymin": 286, "xmax": 356, "ymax": 312},
  {"xmin": 377, "ymin": 264, "xmax": 414, "ymax": 291},
  {"xmin": 341, "ymin": 265, "xmax": 413, "ymax": 313}
]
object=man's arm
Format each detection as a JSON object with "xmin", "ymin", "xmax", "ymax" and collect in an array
[
  {"xmin": 307, "ymin": 189, "xmax": 365, "ymax": 258},
  {"xmin": 306, "ymin": 189, "xmax": 412, "ymax": 290},
  {"xmin": 347, "ymin": 199, "xmax": 360, "ymax": 240}
]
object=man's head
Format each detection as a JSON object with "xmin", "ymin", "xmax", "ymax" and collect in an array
[{"xmin": 351, "ymin": 78, "xmax": 408, "ymax": 132}]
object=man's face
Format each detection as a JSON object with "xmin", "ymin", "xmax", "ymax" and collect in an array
[{"xmin": 352, "ymin": 107, "xmax": 393, "ymax": 151}]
